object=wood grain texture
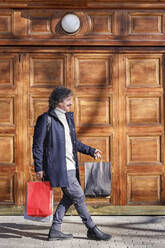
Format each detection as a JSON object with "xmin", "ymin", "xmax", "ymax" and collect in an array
[
  {"xmin": 1, "ymin": 0, "xmax": 165, "ymax": 10},
  {"xmin": 0, "ymin": 9, "xmax": 165, "ymax": 45},
  {"xmin": 0, "ymin": 47, "xmax": 164, "ymax": 207},
  {"xmin": 127, "ymin": 175, "xmax": 161, "ymax": 204}
]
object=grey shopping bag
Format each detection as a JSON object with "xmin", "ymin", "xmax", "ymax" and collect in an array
[{"xmin": 84, "ymin": 161, "xmax": 111, "ymax": 197}]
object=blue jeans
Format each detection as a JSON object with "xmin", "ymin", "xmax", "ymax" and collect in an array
[{"xmin": 53, "ymin": 170, "xmax": 95, "ymax": 231}]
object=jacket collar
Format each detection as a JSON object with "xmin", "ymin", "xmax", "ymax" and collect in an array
[{"xmin": 48, "ymin": 108, "xmax": 73, "ymax": 120}]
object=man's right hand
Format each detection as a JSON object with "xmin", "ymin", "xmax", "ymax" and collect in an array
[{"xmin": 36, "ymin": 171, "xmax": 44, "ymax": 179}]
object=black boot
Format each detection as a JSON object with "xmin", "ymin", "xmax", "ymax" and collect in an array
[
  {"xmin": 87, "ymin": 226, "xmax": 112, "ymax": 241},
  {"xmin": 48, "ymin": 225, "xmax": 73, "ymax": 241}
]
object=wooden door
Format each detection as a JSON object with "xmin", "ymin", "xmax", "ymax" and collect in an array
[
  {"xmin": 0, "ymin": 53, "xmax": 24, "ymax": 205},
  {"xmin": 0, "ymin": 48, "xmax": 164, "ymax": 207},
  {"xmin": 24, "ymin": 50, "xmax": 119, "ymax": 205},
  {"xmin": 25, "ymin": 48, "xmax": 165, "ymax": 206},
  {"xmin": 119, "ymin": 51, "xmax": 165, "ymax": 205},
  {"xmin": 70, "ymin": 51, "xmax": 119, "ymax": 205},
  {"xmin": 24, "ymin": 52, "xmax": 69, "ymax": 203}
]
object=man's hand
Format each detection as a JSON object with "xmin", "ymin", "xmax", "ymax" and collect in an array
[
  {"xmin": 36, "ymin": 171, "xmax": 44, "ymax": 179},
  {"xmin": 94, "ymin": 149, "xmax": 102, "ymax": 160}
]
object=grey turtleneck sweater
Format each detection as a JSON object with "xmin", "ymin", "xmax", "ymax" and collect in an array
[{"xmin": 55, "ymin": 107, "xmax": 76, "ymax": 171}]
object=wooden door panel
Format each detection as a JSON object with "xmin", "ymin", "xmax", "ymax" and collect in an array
[
  {"xmin": 74, "ymin": 55, "xmax": 112, "ymax": 87},
  {"xmin": 79, "ymin": 136, "xmax": 111, "ymax": 163},
  {"xmin": 126, "ymin": 56, "xmax": 161, "ymax": 87},
  {"xmin": 29, "ymin": 19, "xmax": 51, "ymax": 34},
  {"xmin": 89, "ymin": 13, "xmax": 113, "ymax": 35},
  {"xmin": 0, "ymin": 56, "xmax": 17, "ymax": 87},
  {"xmin": 127, "ymin": 175, "xmax": 161, "ymax": 204},
  {"xmin": 128, "ymin": 13, "xmax": 163, "ymax": 35},
  {"xmin": 0, "ymin": 136, "xmax": 14, "ymax": 164},
  {"xmin": 30, "ymin": 97, "xmax": 49, "ymax": 126},
  {"xmin": 127, "ymin": 135, "xmax": 162, "ymax": 165},
  {"xmin": 126, "ymin": 96, "xmax": 161, "ymax": 125},
  {"xmin": 0, "ymin": 12, "xmax": 12, "ymax": 35},
  {"xmin": 0, "ymin": 61, "xmax": 13, "ymax": 85},
  {"xmin": 29, "ymin": 54, "xmax": 66, "ymax": 87},
  {"xmin": 0, "ymin": 174, "xmax": 15, "ymax": 204},
  {"xmin": 71, "ymin": 52, "xmax": 118, "ymax": 205},
  {"xmin": 0, "ymin": 54, "xmax": 23, "ymax": 205},
  {"xmin": 27, "ymin": 53, "xmax": 68, "ymax": 203},
  {"xmin": 120, "ymin": 52, "xmax": 164, "ymax": 205},
  {"xmin": 76, "ymin": 97, "xmax": 112, "ymax": 126},
  {"xmin": 0, "ymin": 97, "xmax": 15, "ymax": 126}
]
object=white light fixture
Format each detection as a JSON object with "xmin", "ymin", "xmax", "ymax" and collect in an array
[{"xmin": 61, "ymin": 13, "xmax": 80, "ymax": 34}]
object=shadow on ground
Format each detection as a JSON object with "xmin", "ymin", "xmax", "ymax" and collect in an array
[
  {"xmin": 0, "ymin": 223, "xmax": 48, "ymax": 241},
  {"xmin": 0, "ymin": 217, "xmax": 165, "ymax": 241}
]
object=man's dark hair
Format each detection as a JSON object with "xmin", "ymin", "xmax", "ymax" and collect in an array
[{"xmin": 49, "ymin": 86, "xmax": 73, "ymax": 109}]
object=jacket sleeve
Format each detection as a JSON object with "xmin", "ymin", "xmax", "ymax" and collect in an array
[
  {"xmin": 32, "ymin": 114, "xmax": 47, "ymax": 173},
  {"xmin": 76, "ymin": 140, "xmax": 96, "ymax": 157}
]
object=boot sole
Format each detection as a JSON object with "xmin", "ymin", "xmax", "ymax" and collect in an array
[
  {"xmin": 87, "ymin": 235, "xmax": 112, "ymax": 241},
  {"xmin": 88, "ymin": 238, "xmax": 111, "ymax": 241}
]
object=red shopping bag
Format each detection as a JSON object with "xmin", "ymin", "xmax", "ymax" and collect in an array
[{"xmin": 26, "ymin": 181, "xmax": 53, "ymax": 217}]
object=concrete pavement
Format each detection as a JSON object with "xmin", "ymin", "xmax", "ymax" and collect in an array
[{"xmin": 0, "ymin": 215, "xmax": 165, "ymax": 248}]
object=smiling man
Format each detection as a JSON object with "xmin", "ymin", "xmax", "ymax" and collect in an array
[{"xmin": 32, "ymin": 86, "xmax": 111, "ymax": 241}]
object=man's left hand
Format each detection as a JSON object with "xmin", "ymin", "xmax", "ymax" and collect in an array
[{"xmin": 94, "ymin": 149, "xmax": 102, "ymax": 160}]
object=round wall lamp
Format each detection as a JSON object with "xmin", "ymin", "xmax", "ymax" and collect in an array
[{"xmin": 61, "ymin": 13, "xmax": 81, "ymax": 34}]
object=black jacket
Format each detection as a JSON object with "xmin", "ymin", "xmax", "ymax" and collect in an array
[{"xmin": 32, "ymin": 108, "xmax": 96, "ymax": 187}]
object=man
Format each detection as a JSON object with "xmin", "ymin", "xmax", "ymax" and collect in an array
[{"xmin": 33, "ymin": 86, "xmax": 111, "ymax": 241}]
